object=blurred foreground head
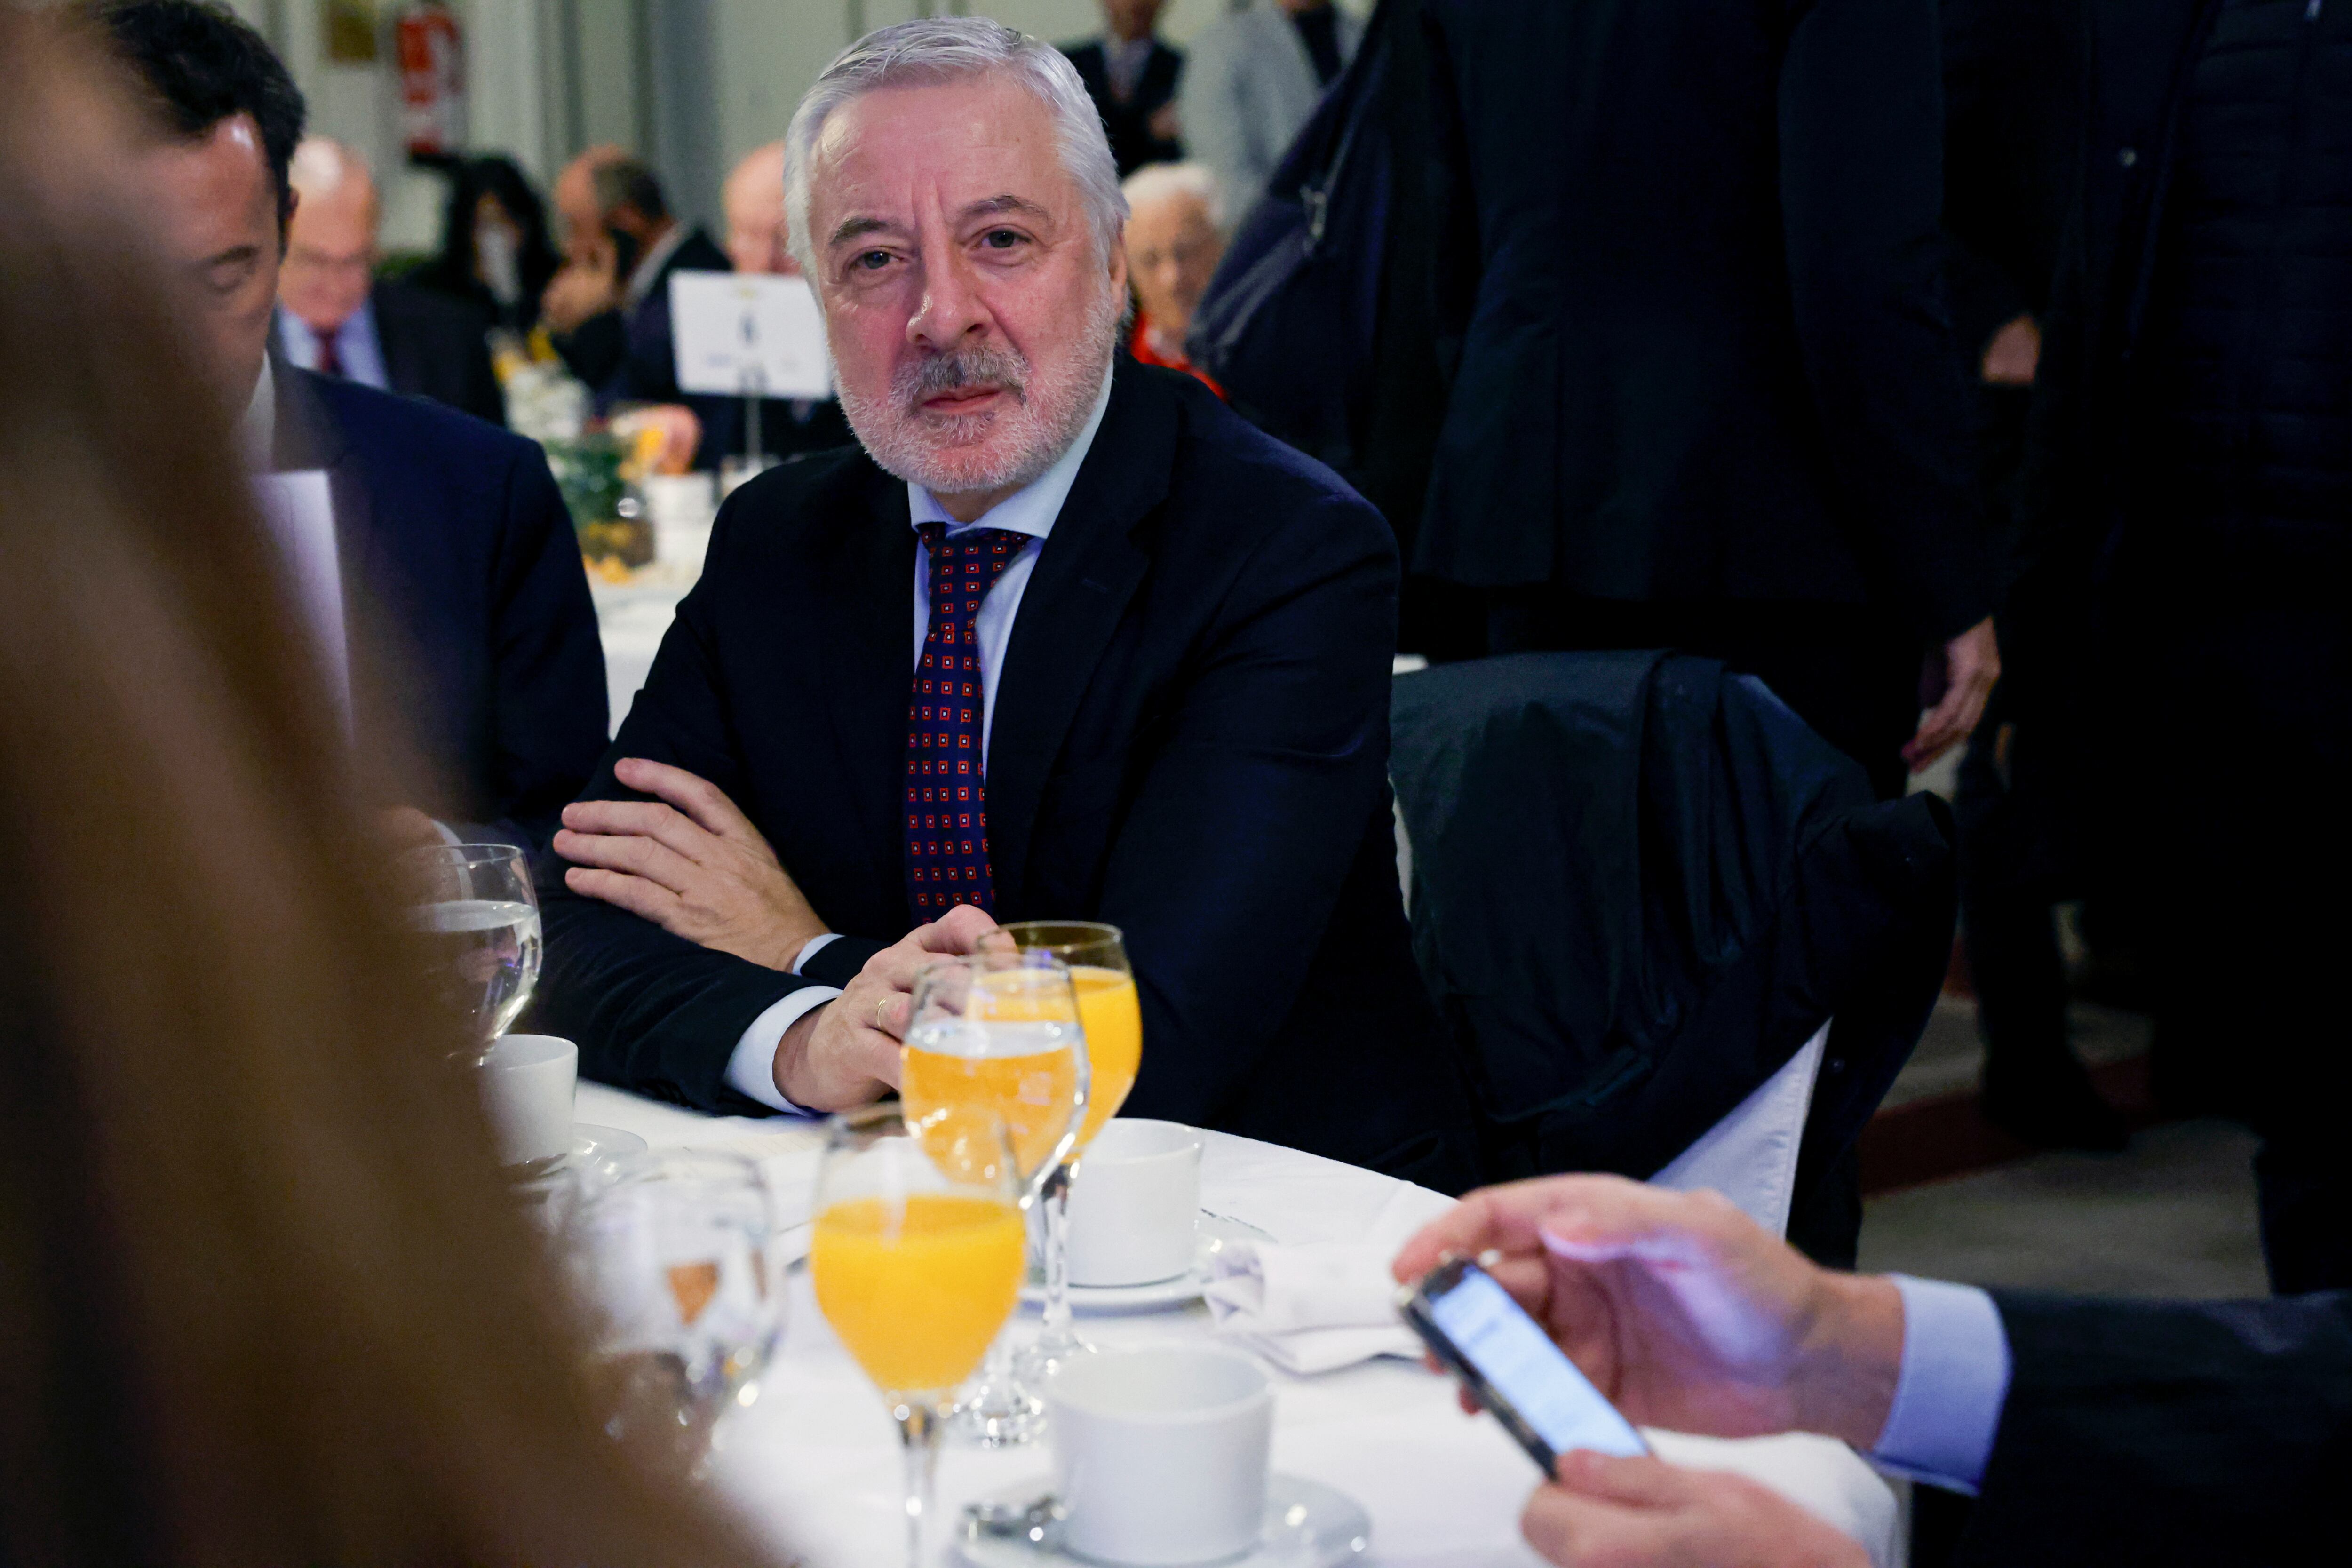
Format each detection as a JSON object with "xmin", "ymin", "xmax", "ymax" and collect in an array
[{"xmin": 0, "ymin": 16, "xmax": 775, "ymax": 1568}]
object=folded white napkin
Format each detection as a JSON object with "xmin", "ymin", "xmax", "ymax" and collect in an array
[{"xmin": 1203, "ymin": 1183, "xmax": 1455, "ymax": 1374}]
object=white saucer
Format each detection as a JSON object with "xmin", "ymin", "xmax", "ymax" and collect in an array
[
  {"xmin": 957, "ymin": 1474, "xmax": 1369, "ymax": 1567},
  {"xmin": 1020, "ymin": 1212, "xmax": 1272, "ymax": 1314},
  {"xmin": 569, "ymin": 1123, "xmax": 647, "ymax": 1177}
]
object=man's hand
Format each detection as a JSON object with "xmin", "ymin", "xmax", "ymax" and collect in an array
[
  {"xmin": 1979, "ymin": 312, "xmax": 2042, "ymax": 387},
  {"xmin": 1523, "ymin": 1453, "xmax": 1869, "ymax": 1568},
  {"xmin": 1391, "ymin": 1176, "xmax": 1904, "ymax": 1448},
  {"xmin": 1906, "ymin": 617, "xmax": 2000, "ymax": 774},
  {"xmin": 771, "ymin": 905, "xmax": 1000, "ymax": 1110},
  {"xmin": 540, "ymin": 244, "xmax": 621, "ymax": 334},
  {"xmin": 378, "ymin": 806, "xmax": 446, "ymax": 854},
  {"xmin": 555, "ymin": 758, "xmax": 826, "ymax": 970}
]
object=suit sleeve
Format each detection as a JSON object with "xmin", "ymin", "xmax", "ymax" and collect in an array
[
  {"xmin": 469, "ymin": 442, "xmax": 609, "ymax": 849},
  {"xmin": 1960, "ymin": 1290, "xmax": 2352, "ymax": 1567},
  {"xmin": 1778, "ymin": 0, "xmax": 2000, "ymax": 644},
  {"xmin": 1099, "ymin": 487, "xmax": 1397, "ymax": 1126},
  {"xmin": 532, "ymin": 504, "xmax": 833, "ymax": 1113}
]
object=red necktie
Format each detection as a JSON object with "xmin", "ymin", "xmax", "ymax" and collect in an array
[
  {"xmin": 905, "ymin": 523, "xmax": 1025, "ymax": 918},
  {"xmin": 313, "ymin": 325, "xmax": 342, "ymax": 378}
]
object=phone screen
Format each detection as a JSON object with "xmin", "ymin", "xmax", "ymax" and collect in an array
[{"xmin": 1425, "ymin": 1266, "xmax": 1649, "ymax": 1460}]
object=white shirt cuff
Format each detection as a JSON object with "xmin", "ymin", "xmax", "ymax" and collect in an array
[
  {"xmin": 1870, "ymin": 1275, "xmax": 2013, "ymax": 1495},
  {"xmin": 721, "ymin": 987, "xmax": 841, "ymax": 1114},
  {"xmin": 793, "ymin": 932, "xmax": 842, "ymax": 975}
]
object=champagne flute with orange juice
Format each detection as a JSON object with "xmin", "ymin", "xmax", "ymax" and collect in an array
[
  {"xmin": 999, "ymin": 922, "xmax": 1141, "ymax": 1380},
  {"xmin": 899, "ymin": 951, "xmax": 1089, "ymax": 1447},
  {"xmin": 811, "ymin": 1103, "xmax": 1025, "ymax": 1568}
]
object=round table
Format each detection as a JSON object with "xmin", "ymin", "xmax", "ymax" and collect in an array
[{"xmin": 573, "ymin": 1083, "xmax": 1901, "ymax": 1568}]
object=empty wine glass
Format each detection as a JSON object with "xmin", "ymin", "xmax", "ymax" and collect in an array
[
  {"xmin": 561, "ymin": 1150, "xmax": 788, "ymax": 1479},
  {"xmin": 403, "ymin": 841, "xmax": 542, "ymax": 1064}
]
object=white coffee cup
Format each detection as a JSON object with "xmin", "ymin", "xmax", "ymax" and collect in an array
[
  {"xmin": 1048, "ymin": 1345, "xmax": 1273, "ymax": 1566},
  {"xmin": 478, "ymin": 1033, "xmax": 577, "ymax": 1166},
  {"xmin": 1066, "ymin": 1119, "xmax": 1202, "ymax": 1287}
]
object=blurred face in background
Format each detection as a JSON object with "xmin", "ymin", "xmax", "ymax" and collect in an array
[
  {"xmin": 1101, "ymin": 0, "xmax": 1166, "ymax": 43},
  {"xmin": 278, "ymin": 156, "xmax": 378, "ymax": 336},
  {"xmin": 132, "ymin": 112, "xmax": 280, "ymax": 408},
  {"xmin": 723, "ymin": 142, "xmax": 795, "ymax": 275},
  {"xmin": 808, "ymin": 74, "xmax": 1126, "ymax": 511},
  {"xmin": 1123, "ymin": 184, "xmax": 1222, "ymax": 343},
  {"xmin": 473, "ymin": 190, "xmax": 525, "ymax": 302}
]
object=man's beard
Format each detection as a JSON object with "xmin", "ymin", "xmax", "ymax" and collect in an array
[{"xmin": 839, "ymin": 284, "xmax": 1121, "ymax": 500}]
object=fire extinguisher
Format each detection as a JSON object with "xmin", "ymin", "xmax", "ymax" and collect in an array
[{"xmin": 397, "ymin": 0, "xmax": 466, "ymax": 157}]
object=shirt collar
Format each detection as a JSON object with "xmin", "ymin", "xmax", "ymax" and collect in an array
[
  {"xmin": 623, "ymin": 222, "xmax": 693, "ymax": 310},
  {"xmin": 906, "ymin": 363, "xmax": 1116, "ymax": 542},
  {"xmin": 238, "ymin": 353, "xmax": 277, "ymax": 472}
]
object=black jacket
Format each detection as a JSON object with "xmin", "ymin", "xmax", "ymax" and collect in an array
[
  {"xmin": 275, "ymin": 368, "xmax": 608, "ymax": 848},
  {"xmin": 370, "ymin": 279, "xmax": 505, "ymax": 426},
  {"xmin": 1963, "ymin": 1289, "xmax": 2352, "ymax": 1566},
  {"xmin": 1410, "ymin": 0, "xmax": 1996, "ymax": 644},
  {"xmin": 1064, "ymin": 38, "xmax": 1186, "ymax": 177},
  {"xmin": 537, "ymin": 360, "xmax": 1477, "ymax": 1190}
]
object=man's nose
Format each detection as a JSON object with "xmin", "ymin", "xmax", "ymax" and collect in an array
[{"xmin": 907, "ymin": 251, "xmax": 989, "ymax": 350}]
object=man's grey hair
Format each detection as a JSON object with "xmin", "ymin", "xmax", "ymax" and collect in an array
[
  {"xmin": 783, "ymin": 18, "xmax": 1128, "ymax": 280},
  {"xmin": 1120, "ymin": 160, "xmax": 1226, "ymax": 233}
]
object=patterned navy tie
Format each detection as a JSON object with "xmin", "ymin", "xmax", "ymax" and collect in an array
[{"xmin": 906, "ymin": 522, "xmax": 1025, "ymax": 918}]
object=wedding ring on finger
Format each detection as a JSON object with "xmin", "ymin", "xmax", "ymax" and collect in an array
[{"xmin": 874, "ymin": 995, "xmax": 890, "ymax": 1033}]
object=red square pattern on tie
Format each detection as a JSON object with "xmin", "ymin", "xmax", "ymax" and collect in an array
[{"xmin": 905, "ymin": 522, "xmax": 1024, "ymax": 917}]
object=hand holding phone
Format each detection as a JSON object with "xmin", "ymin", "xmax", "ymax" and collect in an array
[{"xmin": 1400, "ymin": 1257, "xmax": 1649, "ymax": 1478}]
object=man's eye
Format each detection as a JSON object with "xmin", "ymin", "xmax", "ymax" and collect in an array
[
  {"xmin": 854, "ymin": 250, "xmax": 892, "ymax": 271},
  {"xmin": 981, "ymin": 229, "xmax": 1024, "ymax": 250}
]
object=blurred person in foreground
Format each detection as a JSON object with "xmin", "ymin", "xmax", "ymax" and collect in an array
[
  {"xmin": 0, "ymin": 17, "xmax": 785, "ymax": 1568},
  {"xmin": 2017, "ymin": 0, "xmax": 2352, "ymax": 1291},
  {"xmin": 536, "ymin": 18, "xmax": 1476, "ymax": 1190},
  {"xmin": 543, "ymin": 148, "xmax": 734, "ymax": 464},
  {"xmin": 1408, "ymin": 0, "xmax": 2003, "ymax": 797},
  {"xmin": 1120, "ymin": 160, "xmax": 1224, "ymax": 394},
  {"xmin": 1182, "ymin": 0, "xmax": 1360, "ymax": 215},
  {"xmin": 1062, "ymin": 0, "xmax": 1185, "ymax": 178},
  {"xmin": 1393, "ymin": 1174, "xmax": 2352, "ymax": 1567},
  {"xmin": 275, "ymin": 135, "xmax": 505, "ymax": 425},
  {"xmin": 412, "ymin": 152, "xmax": 564, "ymax": 336},
  {"xmin": 717, "ymin": 138, "xmax": 854, "ymax": 464},
  {"xmin": 78, "ymin": 0, "xmax": 607, "ymax": 852}
]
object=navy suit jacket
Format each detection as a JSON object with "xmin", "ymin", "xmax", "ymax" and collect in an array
[
  {"xmin": 276, "ymin": 368, "xmax": 608, "ymax": 848},
  {"xmin": 537, "ymin": 359, "xmax": 1477, "ymax": 1189},
  {"xmin": 1963, "ymin": 1289, "xmax": 2352, "ymax": 1565}
]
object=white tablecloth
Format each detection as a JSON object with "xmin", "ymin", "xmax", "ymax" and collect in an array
[{"xmin": 572, "ymin": 1083, "xmax": 1901, "ymax": 1568}]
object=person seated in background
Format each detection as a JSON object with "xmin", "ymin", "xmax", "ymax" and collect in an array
[
  {"xmin": 1062, "ymin": 0, "xmax": 1185, "ymax": 178},
  {"xmin": 1119, "ymin": 160, "xmax": 1224, "ymax": 393},
  {"xmin": 542, "ymin": 148, "xmax": 734, "ymax": 465},
  {"xmin": 0, "ymin": 16, "xmax": 790, "ymax": 1566},
  {"xmin": 716, "ymin": 138, "xmax": 853, "ymax": 464},
  {"xmin": 411, "ymin": 152, "xmax": 563, "ymax": 335},
  {"xmin": 274, "ymin": 135, "xmax": 505, "ymax": 425},
  {"xmin": 1180, "ymin": 0, "xmax": 1359, "ymax": 215},
  {"xmin": 83, "ymin": 0, "xmax": 607, "ymax": 850},
  {"xmin": 536, "ymin": 17, "xmax": 1476, "ymax": 1192},
  {"xmin": 1394, "ymin": 1175, "xmax": 2352, "ymax": 1568}
]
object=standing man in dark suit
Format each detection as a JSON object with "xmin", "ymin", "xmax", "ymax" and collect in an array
[
  {"xmin": 1412, "ymin": 0, "xmax": 2004, "ymax": 797},
  {"xmin": 274, "ymin": 136, "xmax": 505, "ymax": 426},
  {"xmin": 1062, "ymin": 0, "xmax": 1185, "ymax": 178},
  {"xmin": 541, "ymin": 152, "xmax": 737, "ymax": 463},
  {"xmin": 536, "ymin": 17, "xmax": 1474, "ymax": 1189},
  {"xmin": 89, "ymin": 0, "xmax": 607, "ymax": 849},
  {"xmin": 1395, "ymin": 1175, "xmax": 2352, "ymax": 1568},
  {"xmin": 2017, "ymin": 0, "xmax": 2352, "ymax": 1292}
]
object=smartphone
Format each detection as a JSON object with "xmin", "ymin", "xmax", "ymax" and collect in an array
[{"xmin": 1399, "ymin": 1257, "xmax": 1650, "ymax": 1477}]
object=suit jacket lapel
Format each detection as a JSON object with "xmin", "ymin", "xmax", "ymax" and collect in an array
[
  {"xmin": 986, "ymin": 362, "xmax": 1170, "ymax": 914},
  {"xmin": 820, "ymin": 465, "xmax": 922, "ymax": 909}
]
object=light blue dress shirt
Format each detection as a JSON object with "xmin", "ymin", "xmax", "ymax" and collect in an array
[
  {"xmin": 1872, "ymin": 1276, "xmax": 2014, "ymax": 1494},
  {"xmin": 276, "ymin": 301, "xmax": 390, "ymax": 391},
  {"xmin": 719, "ymin": 370, "xmax": 1117, "ymax": 1113}
]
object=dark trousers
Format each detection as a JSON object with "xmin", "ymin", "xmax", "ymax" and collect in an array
[{"xmin": 1487, "ymin": 593, "xmax": 1923, "ymax": 799}]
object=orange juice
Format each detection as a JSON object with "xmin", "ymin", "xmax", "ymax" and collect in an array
[
  {"xmin": 1071, "ymin": 966, "xmax": 1142, "ymax": 1147},
  {"xmin": 902, "ymin": 1043, "xmax": 1080, "ymax": 1177},
  {"xmin": 811, "ymin": 1193, "xmax": 1025, "ymax": 1393}
]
